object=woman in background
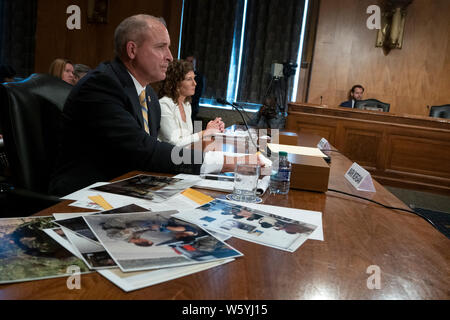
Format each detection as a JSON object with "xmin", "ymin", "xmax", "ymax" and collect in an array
[
  {"xmin": 48, "ymin": 58, "xmax": 75, "ymax": 85},
  {"xmin": 158, "ymin": 59, "xmax": 224, "ymax": 147}
]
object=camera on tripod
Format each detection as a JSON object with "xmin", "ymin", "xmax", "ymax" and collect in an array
[{"xmin": 270, "ymin": 62, "xmax": 297, "ymax": 79}]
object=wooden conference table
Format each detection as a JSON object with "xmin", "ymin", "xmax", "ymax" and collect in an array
[{"xmin": 0, "ymin": 133, "xmax": 449, "ymax": 300}]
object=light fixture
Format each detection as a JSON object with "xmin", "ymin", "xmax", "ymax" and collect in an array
[{"xmin": 376, "ymin": 0, "xmax": 413, "ymax": 55}]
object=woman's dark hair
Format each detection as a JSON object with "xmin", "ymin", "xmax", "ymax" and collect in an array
[{"xmin": 158, "ymin": 59, "xmax": 194, "ymax": 103}]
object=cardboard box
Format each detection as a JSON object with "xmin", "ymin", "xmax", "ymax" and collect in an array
[{"xmin": 287, "ymin": 154, "xmax": 330, "ymax": 193}]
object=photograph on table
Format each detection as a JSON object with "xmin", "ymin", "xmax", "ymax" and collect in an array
[
  {"xmin": 54, "ymin": 204, "xmax": 150, "ymax": 243},
  {"xmin": 90, "ymin": 174, "xmax": 199, "ymax": 202},
  {"xmin": 0, "ymin": 217, "xmax": 90, "ymax": 284},
  {"xmin": 84, "ymin": 210, "xmax": 243, "ymax": 272},
  {"xmin": 173, "ymin": 199, "xmax": 318, "ymax": 252}
]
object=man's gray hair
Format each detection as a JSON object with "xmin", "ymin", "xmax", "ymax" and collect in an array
[{"xmin": 114, "ymin": 14, "xmax": 165, "ymax": 58}]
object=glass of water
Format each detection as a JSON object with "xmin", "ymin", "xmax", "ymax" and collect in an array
[{"xmin": 226, "ymin": 164, "xmax": 262, "ymax": 203}]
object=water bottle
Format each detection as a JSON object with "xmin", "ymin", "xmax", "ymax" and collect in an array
[{"xmin": 269, "ymin": 151, "xmax": 291, "ymax": 194}]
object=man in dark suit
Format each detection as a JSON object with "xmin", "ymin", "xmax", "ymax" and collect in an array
[
  {"xmin": 49, "ymin": 14, "xmax": 258, "ymax": 196},
  {"xmin": 339, "ymin": 84, "xmax": 364, "ymax": 108}
]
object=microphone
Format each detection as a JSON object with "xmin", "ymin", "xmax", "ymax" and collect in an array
[{"xmin": 216, "ymin": 98, "xmax": 260, "ymax": 153}]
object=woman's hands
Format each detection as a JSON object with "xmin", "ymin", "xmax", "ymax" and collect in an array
[{"xmin": 202, "ymin": 117, "xmax": 225, "ymax": 137}]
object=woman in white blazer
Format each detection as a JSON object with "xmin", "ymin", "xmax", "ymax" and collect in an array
[{"xmin": 158, "ymin": 59, "xmax": 224, "ymax": 147}]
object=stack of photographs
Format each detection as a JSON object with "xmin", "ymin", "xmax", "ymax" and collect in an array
[{"xmin": 83, "ymin": 210, "xmax": 242, "ymax": 272}]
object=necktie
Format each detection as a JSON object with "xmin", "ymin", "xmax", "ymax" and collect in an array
[{"xmin": 139, "ymin": 89, "xmax": 150, "ymax": 134}]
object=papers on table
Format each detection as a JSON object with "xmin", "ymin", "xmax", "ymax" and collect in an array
[
  {"xmin": 174, "ymin": 174, "xmax": 271, "ymax": 196},
  {"xmin": 62, "ymin": 181, "xmax": 201, "ymax": 212},
  {"xmin": 173, "ymin": 199, "xmax": 319, "ymax": 252},
  {"xmin": 90, "ymin": 174, "xmax": 200, "ymax": 203},
  {"xmin": 83, "ymin": 211, "xmax": 243, "ymax": 272},
  {"xmin": 53, "ymin": 204, "xmax": 150, "ymax": 243},
  {"xmin": 45, "ymin": 224, "xmax": 234, "ymax": 292},
  {"xmin": 267, "ymin": 143, "xmax": 327, "ymax": 158}
]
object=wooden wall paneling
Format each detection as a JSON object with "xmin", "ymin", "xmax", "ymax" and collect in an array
[
  {"xmin": 286, "ymin": 103, "xmax": 450, "ymax": 194},
  {"xmin": 35, "ymin": 0, "xmax": 182, "ymax": 74},
  {"xmin": 386, "ymin": 133, "xmax": 450, "ymax": 179},
  {"xmin": 304, "ymin": 0, "xmax": 450, "ymax": 117},
  {"xmin": 286, "ymin": 113, "xmax": 337, "ymax": 144},
  {"xmin": 340, "ymin": 125, "xmax": 382, "ymax": 170}
]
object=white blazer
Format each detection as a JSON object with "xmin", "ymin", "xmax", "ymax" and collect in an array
[{"xmin": 158, "ymin": 96, "xmax": 200, "ymax": 146}]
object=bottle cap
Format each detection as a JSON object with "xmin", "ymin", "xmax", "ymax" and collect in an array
[{"xmin": 279, "ymin": 151, "xmax": 288, "ymax": 157}]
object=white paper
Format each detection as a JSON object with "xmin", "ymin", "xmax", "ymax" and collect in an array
[
  {"xmin": 174, "ymin": 174, "xmax": 271, "ymax": 196},
  {"xmin": 267, "ymin": 143, "xmax": 327, "ymax": 158},
  {"xmin": 62, "ymin": 182, "xmax": 110, "ymax": 200},
  {"xmin": 97, "ymin": 259, "xmax": 234, "ymax": 292}
]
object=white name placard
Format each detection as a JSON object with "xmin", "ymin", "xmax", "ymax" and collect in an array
[
  {"xmin": 344, "ymin": 162, "xmax": 376, "ymax": 192},
  {"xmin": 317, "ymin": 138, "xmax": 331, "ymax": 151}
]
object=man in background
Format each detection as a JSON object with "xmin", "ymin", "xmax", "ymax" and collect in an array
[{"xmin": 339, "ymin": 84, "xmax": 364, "ymax": 108}]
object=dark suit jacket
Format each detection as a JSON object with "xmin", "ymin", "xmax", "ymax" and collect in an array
[
  {"xmin": 339, "ymin": 100, "xmax": 353, "ymax": 108},
  {"xmin": 49, "ymin": 58, "xmax": 201, "ymax": 196}
]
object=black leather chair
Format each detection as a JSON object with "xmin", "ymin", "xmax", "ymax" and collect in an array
[
  {"xmin": 429, "ymin": 104, "xmax": 450, "ymax": 119},
  {"xmin": 0, "ymin": 73, "xmax": 73, "ymax": 216},
  {"xmin": 354, "ymin": 99, "xmax": 390, "ymax": 112}
]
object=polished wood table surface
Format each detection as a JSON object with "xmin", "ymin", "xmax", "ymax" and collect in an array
[{"xmin": 1, "ymin": 133, "xmax": 449, "ymax": 300}]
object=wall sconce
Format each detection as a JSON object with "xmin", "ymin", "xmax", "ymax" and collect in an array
[
  {"xmin": 87, "ymin": 0, "xmax": 109, "ymax": 24},
  {"xmin": 376, "ymin": 0, "xmax": 413, "ymax": 55}
]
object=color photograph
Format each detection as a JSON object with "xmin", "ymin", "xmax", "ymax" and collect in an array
[
  {"xmin": 0, "ymin": 217, "xmax": 89, "ymax": 284},
  {"xmin": 91, "ymin": 174, "xmax": 198, "ymax": 202},
  {"xmin": 173, "ymin": 199, "xmax": 318, "ymax": 252},
  {"xmin": 84, "ymin": 211, "xmax": 242, "ymax": 272}
]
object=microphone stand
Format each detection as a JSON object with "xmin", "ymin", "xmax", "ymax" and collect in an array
[{"xmin": 216, "ymin": 98, "xmax": 263, "ymax": 155}]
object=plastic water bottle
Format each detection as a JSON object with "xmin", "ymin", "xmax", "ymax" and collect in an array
[{"xmin": 269, "ymin": 151, "xmax": 291, "ymax": 194}]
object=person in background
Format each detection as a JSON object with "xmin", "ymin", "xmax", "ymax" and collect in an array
[
  {"xmin": 158, "ymin": 59, "xmax": 224, "ymax": 147},
  {"xmin": 339, "ymin": 84, "xmax": 364, "ymax": 108},
  {"xmin": 0, "ymin": 64, "xmax": 16, "ymax": 83},
  {"xmin": 73, "ymin": 64, "xmax": 91, "ymax": 84},
  {"xmin": 185, "ymin": 54, "xmax": 205, "ymax": 122},
  {"xmin": 48, "ymin": 58, "xmax": 75, "ymax": 85}
]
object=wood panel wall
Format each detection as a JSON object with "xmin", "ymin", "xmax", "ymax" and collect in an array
[
  {"xmin": 286, "ymin": 103, "xmax": 450, "ymax": 194},
  {"xmin": 305, "ymin": 0, "xmax": 450, "ymax": 117},
  {"xmin": 34, "ymin": 0, "xmax": 182, "ymax": 74}
]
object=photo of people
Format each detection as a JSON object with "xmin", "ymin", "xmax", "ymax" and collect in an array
[
  {"xmin": 54, "ymin": 204, "xmax": 150, "ymax": 243},
  {"xmin": 84, "ymin": 211, "xmax": 242, "ymax": 272},
  {"xmin": 173, "ymin": 199, "xmax": 318, "ymax": 252},
  {"xmin": 0, "ymin": 217, "xmax": 89, "ymax": 284},
  {"xmin": 91, "ymin": 174, "xmax": 198, "ymax": 202}
]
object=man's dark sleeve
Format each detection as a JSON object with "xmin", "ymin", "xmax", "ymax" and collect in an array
[{"xmin": 64, "ymin": 73, "xmax": 202, "ymax": 175}]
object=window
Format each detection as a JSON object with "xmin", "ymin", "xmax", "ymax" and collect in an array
[{"xmin": 180, "ymin": 0, "xmax": 309, "ymax": 111}]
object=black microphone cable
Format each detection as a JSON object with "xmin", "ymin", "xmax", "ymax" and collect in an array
[{"xmin": 327, "ymin": 188, "xmax": 439, "ymax": 231}]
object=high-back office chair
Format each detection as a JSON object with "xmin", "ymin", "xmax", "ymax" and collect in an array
[
  {"xmin": 354, "ymin": 99, "xmax": 390, "ymax": 112},
  {"xmin": 429, "ymin": 104, "xmax": 450, "ymax": 119},
  {"xmin": 0, "ymin": 73, "xmax": 73, "ymax": 216}
]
